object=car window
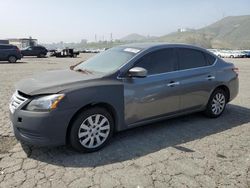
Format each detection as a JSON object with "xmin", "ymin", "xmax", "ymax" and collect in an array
[
  {"xmin": 134, "ymin": 48, "xmax": 177, "ymax": 75},
  {"xmin": 178, "ymin": 48, "xmax": 207, "ymax": 70},
  {"xmin": 205, "ymin": 53, "xmax": 216, "ymax": 65},
  {"xmin": 0, "ymin": 45, "xmax": 12, "ymax": 50},
  {"xmin": 35, "ymin": 47, "xmax": 45, "ymax": 50}
]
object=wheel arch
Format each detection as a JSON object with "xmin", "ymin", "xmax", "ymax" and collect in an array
[
  {"xmin": 65, "ymin": 102, "xmax": 118, "ymax": 144},
  {"xmin": 213, "ymin": 85, "xmax": 230, "ymax": 102},
  {"xmin": 8, "ymin": 54, "xmax": 17, "ymax": 59}
]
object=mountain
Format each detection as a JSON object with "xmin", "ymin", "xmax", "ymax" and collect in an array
[
  {"xmin": 199, "ymin": 15, "xmax": 250, "ymax": 49},
  {"xmin": 158, "ymin": 15, "xmax": 250, "ymax": 49},
  {"xmin": 120, "ymin": 33, "xmax": 149, "ymax": 41},
  {"xmin": 43, "ymin": 15, "xmax": 250, "ymax": 50}
]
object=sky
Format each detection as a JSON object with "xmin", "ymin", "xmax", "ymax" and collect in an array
[{"xmin": 0, "ymin": 0, "xmax": 249, "ymax": 43}]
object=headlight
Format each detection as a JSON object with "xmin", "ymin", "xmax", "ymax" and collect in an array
[{"xmin": 25, "ymin": 94, "xmax": 65, "ymax": 111}]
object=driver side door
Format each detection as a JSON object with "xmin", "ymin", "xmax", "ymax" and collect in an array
[{"xmin": 123, "ymin": 48, "xmax": 182, "ymax": 126}]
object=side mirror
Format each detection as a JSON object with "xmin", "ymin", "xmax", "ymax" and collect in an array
[{"xmin": 128, "ymin": 67, "xmax": 147, "ymax": 78}]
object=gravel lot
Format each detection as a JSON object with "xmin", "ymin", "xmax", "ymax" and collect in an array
[{"xmin": 0, "ymin": 55, "xmax": 249, "ymax": 188}]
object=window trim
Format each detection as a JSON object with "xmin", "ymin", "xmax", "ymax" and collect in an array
[
  {"xmin": 118, "ymin": 47, "xmax": 217, "ymax": 79},
  {"xmin": 122, "ymin": 56, "xmax": 217, "ymax": 79}
]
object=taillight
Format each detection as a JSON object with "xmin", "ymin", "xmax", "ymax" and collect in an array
[{"xmin": 232, "ymin": 67, "xmax": 239, "ymax": 75}]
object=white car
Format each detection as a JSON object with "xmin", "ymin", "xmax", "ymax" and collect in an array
[
  {"xmin": 208, "ymin": 49, "xmax": 223, "ymax": 57},
  {"xmin": 211, "ymin": 50, "xmax": 244, "ymax": 58},
  {"xmin": 222, "ymin": 50, "xmax": 244, "ymax": 58}
]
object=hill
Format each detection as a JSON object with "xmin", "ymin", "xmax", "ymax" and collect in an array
[
  {"xmin": 43, "ymin": 15, "xmax": 250, "ymax": 50},
  {"xmin": 120, "ymin": 33, "xmax": 147, "ymax": 41},
  {"xmin": 158, "ymin": 15, "xmax": 250, "ymax": 49}
]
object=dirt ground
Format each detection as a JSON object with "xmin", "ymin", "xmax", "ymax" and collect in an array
[{"xmin": 0, "ymin": 54, "xmax": 249, "ymax": 188}]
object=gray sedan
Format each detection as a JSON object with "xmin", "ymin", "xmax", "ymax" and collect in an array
[{"xmin": 9, "ymin": 43, "xmax": 239, "ymax": 152}]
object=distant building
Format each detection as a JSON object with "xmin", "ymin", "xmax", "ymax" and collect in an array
[
  {"xmin": 177, "ymin": 28, "xmax": 193, "ymax": 33},
  {"xmin": 0, "ymin": 37, "xmax": 38, "ymax": 49},
  {"xmin": 80, "ymin": 39, "xmax": 87, "ymax": 44},
  {"xmin": 8, "ymin": 38, "xmax": 38, "ymax": 49}
]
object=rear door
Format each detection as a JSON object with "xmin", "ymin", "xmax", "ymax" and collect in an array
[
  {"xmin": 177, "ymin": 48, "xmax": 216, "ymax": 111},
  {"xmin": 0, "ymin": 45, "xmax": 4, "ymax": 60},
  {"xmin": 0, "ymin": 45, "xmax": 11, "ymax": 60},
  {"xmin": 32, "ymin": 47, "xmax": 40, "ymax": 56},
  {"xmin": 123, "ymin": 48, "xmax": 182, "ymax": 125},
  {"xmin": 23, "ymin": 47, "xmax": 33, "ymax": 56}
]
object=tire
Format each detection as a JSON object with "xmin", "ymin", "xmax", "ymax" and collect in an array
[
  {"xmin": 8, "ymin": 56, "xmax": 17, "ymax": 63},
  {"xmin": 69, "ymin": 107, "xmax": 114, "ymax": 152},
  {"xmin": 38, "ymin": 53, "xmax": 46, "ymax": 58},
  {"xmin": 230, "ymin": 55, "xmax": 234, "ymax": 58},
  {"xmin": 204, "ymin": 89, "xmax": 227, "ymax": 118}
]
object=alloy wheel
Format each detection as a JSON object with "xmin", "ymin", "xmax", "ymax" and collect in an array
[
  {"xmin": 211, "ymin": 93, "xmax": 226, "ymax": 115},
  {"xmin": 78, "ymin": 114, "xmax": 110, "ymax": 149},
  {"xmin": 9, "ymin": 56, "xmax": 16, "ymax": 63}
]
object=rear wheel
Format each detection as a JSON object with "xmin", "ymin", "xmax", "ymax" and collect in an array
[
  {"xmin": 8, "ymin": 56, "xmax": 17, "ymax": 63},
  {"xmin": 38, "ymin": 53, "xmax": 46, "ymax": 58},
  {"xmin": 69, "ymin": 107, "xmax": 114, "ymax": 152},
  {"xmin": 204, "ymin": 89, "xmax": 227, "ymax": 118}
]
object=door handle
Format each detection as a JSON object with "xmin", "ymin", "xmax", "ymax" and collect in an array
[
  {"xmin": 167, "ymin": 81, "xmax": 180, "ymax": 87},
  {"xmin": 206, "ymin": 75, "xmax": 215, "ymax": 80}
]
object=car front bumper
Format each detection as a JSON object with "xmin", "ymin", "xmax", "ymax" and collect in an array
[{"xmin": 9, "ymin": 108, "xmax": 75, "ymax": 146}]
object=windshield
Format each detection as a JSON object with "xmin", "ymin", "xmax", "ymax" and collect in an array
[{"xmin": 74, "ymin": 47, "xmax": 139, "ymax": 74}]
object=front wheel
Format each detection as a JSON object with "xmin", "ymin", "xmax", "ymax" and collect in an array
[
  {"xmin": 69, "ymin": 107, "xmax": 114, "ymax": 152},
  {"xmin": 38, "ymin": 53, "xmax": 46, "ymax": 58},
  {"xmin": 204, "ymin": 89, "xmax": 227, "ymax": 118},
  {"xmin": 8, "ymin": 56, "xmax": 17, "ymax": 63}
]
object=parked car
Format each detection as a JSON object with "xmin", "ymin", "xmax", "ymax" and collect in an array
[
  {"xmin": 242, "ymin": 50, "xmax": 250, "ymax": 58},
  {"xmin": 21, "ymin": 45, "xmax": 48, "ymax": 58},
  {"xmin": 208, "ymin": 49, "xmax": 222, "ymax": 57},
  {"xmin": 216, "ymin": 50, "xmax": 244, "ymax": 58},
  {"xmin": 9, "ymin": 43, "xmax": 239, "ymax": 152},
  {"xmin": 54, "ymin": 48, "xmax": 80, "ymax": 58},
  {"xmin": 0, "ymin": 44, "xmax": 22, "ymax": 63},
  {"xmin": 82, "ymin": 48, "xmax": 104, "ymax": 53}
]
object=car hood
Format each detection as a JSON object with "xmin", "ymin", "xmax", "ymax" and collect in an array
[{"xmin": 16, "ymin": 69, "xmax": 104, "ymax": 95}]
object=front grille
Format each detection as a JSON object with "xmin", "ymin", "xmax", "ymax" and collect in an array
[{"xmin": 9, "ymin": 91, "xmax": 28, "ymax": 113}]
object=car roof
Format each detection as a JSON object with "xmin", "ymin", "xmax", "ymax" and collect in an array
[
  {"xmin": 36, "ymin": 45, "xmax": 46, "ymax": 48},
  {"xmin": 27, "ymin": 45, "xmax": 45, "ymax": 48},
  {"xmin": 121, "ymin": 43, "xmax": 207, "ymax": 51}
]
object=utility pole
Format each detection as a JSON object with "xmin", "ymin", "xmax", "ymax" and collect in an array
[
  {"xmin": 110, "ymin": 33, "xmax": 113, "ymax": 42},
  {"xmin": 95, "ymin": 34, "xmax": 97, "ymax": 42}
]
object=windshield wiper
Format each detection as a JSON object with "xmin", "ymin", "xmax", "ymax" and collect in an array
[
  {"xmin": 75, "ymin": 69, "xmax": 94, "ymax": 75},
  {"xmin": 70, "ymin": 61, "xmax": 83, "ymax": 70}
]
